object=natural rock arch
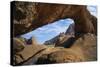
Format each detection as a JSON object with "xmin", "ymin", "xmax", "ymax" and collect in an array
[
  {"xmin": 11, "ymin": 2, "xmax": 97, "ymax": 65},
  {"xmin": 12, "ymin": 1, "xmax": 97, "ymax": 37}
]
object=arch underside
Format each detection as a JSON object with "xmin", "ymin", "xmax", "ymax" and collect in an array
[
  {"xmin": 12, "ymin": 2, "xmax": 97, "ymax": 37},
  {"xmin": 11, "ymin": 1, "xmax": 97, "ymax": 65}
]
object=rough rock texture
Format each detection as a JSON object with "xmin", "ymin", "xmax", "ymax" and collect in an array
[
  {"xmin": 13, "ymin": 37, "xmax": 47, "ymax": 65},
  {"xmin": 71, "ymin": 33, "xmax": 97, "ymax": 61},
  {"xmin": 35, "ymin": 33, "xmax": 97, "ymax": 64},
  {"xmin": 13, "ymin": 33, "xmax": 97, "ymax": 65},
  {"xmin": 36, "ymin": 49, "xmax": 85, "ymax": 64},
  {"xmin": 55, "ymin": 23, "xmax": 75, "ymax": 47},
  {"xmin": 44, "ymin": 32, "xmax": 66, "ymax": 45},
  {"xmin": 11, "ymin": 1, "xmax": 97, "ymax": 65},
  {"xmin": 44, "ymin": 23, "xmax": 75, "ymax": 46},
  {"xmin": 65, "ymin": 23, "xmax": 75, "ymax": 35},
  {"xmin": 12, "ymin": 1, "xmax": 97, "ymax": 36},
  {"xmin": 55, "ymin": 33, "xmax": 74, "ymax": 47}
]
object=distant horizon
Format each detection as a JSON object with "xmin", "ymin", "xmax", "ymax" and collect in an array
[
  {"xmin": 21, "ymin": 6, "xmax": 97, "ymax": 44},
  {"xmin": 21, "ymin": 18, "xmax": 74, "ymax": 44}
]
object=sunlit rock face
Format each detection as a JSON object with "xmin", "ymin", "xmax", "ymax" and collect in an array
[
  {"xmin": 44, "ymin": 23, "xmax": 75, "ymax": 46},
  {"xmin": 11, "ymin": 1, "xmax": 97, "ymax": 65},
  {"xmin": 65, "ymin": 23, "xmax": 75, "ymax": 35},
  {"xmin": 43, "ymin": 23, "xmax": 74, "ymax": 47},
  {"xmin": 12, "ymin": 1, "xmax": 97, "ymax": 37},
  {"xmin": 35, "ymin": 33, "xmax": 97, "ymax": 64},
  {"xmin": 12, "ymin": 37, "xmax": 47, "ymax": 65},
  {"xmin": 71, "ymin": 33, "xmax": 97, "ymax": 61}
]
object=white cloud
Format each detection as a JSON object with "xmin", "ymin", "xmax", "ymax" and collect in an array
[
  {"xmin": 49, "ymin": 24, "xmax": 68, "ymax": 33},
  {"xmin": 37, "ymin": 20, "xmax": 70, "ymax": 35},
  {"xmin": 21, "ymin": 6, "xmax": 97, "ymax": 43},
  {"xmin": 21, "ymin": 19, "xmax": 74, "ymax": 40},
  {"xmin": 87, "ymin": 6, "xmax": 97, "ymax": 17}
]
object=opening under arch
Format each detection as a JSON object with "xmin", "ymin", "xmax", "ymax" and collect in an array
[{"xmin": 21, "ymin": 18, "xmax": 74, "ymax": 44}]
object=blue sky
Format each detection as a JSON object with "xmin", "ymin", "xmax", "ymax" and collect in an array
[
  {"xmin": 21, "ymin": 6, "xmax": 97, "ymax": 44},
  {"xmin": 87, "ymin": 6, "xmax": 97, "ymax": 17}
]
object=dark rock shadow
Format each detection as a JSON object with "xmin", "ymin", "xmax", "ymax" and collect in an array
[{"xmin": 62, "ymin": 37, "xmax": 76, "ymax": 48}]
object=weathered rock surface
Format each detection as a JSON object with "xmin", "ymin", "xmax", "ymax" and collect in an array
[
  {"xmin": 44, "ymin": 23, "xmax": 75, "ymax": 46},
  {"xmin": 13, "ymin": 37, "xmax": 47, "ymax": 65},
  {"xmin": 13, "ymin": 33, "xmax": 97, "ymax": 65},
  {"xmin": 11, "ymin": 1, "xmax": 97, "ymax": 65},
  {"xmin": 35, "ymin": 33, "xmax": 97, "ymax": 64},
  {"xmin": 12, "ymin": 1, "xmax": 97, "ymax": 36},
  {"xmin": 65, "ymin": 23, "xmax": 75, "ymax": 35},
  {"xmin": 35, "ymin": 48, "xmax": 85, "ymax": 64},
  {"xmin": 44, "ymin": 32, "xmax": 66, "ymax": 45},
  {"xmin": 71, "ymin": 33, "xmax": 97, "ymax": 61}
]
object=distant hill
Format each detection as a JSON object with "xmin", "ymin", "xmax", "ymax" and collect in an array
[
  {"xmin": 44, "ymin": 32, "xmax": 66, "ymax": 45},
  {"xmin": 65, "ymin": 23, "xmax": 75, "ymax": 35},
  {"xmin": 44, "ymin": 23, "xmax": 75, "ymax": 46}
]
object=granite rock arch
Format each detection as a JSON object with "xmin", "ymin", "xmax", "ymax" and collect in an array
[{"xmin": 12, "ymin": 2, "xmax": 97, "ymax": 37}]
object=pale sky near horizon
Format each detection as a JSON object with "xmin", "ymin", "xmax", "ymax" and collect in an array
[{"xmin": 21, "ymin": 6, "xmax": 97, "ymax": 44}]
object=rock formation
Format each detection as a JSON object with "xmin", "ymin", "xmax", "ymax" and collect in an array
[
  {"xmin": 13, "ymin": 33, "xmax": 96, "ymax": 65},
  {"xmin": 12, "ymin": 37, "xmax": 47, "ymax": 65},
  {"xmin": 25, "ymin": 36, "xmax": 38, "ymax": 45},
  {"xmin": 55, "ymin": 23, "xmax": 75, "ymax": 47},
  {"xmin": 12, "ymin": 1, "xmax": 97, "ymax": 37},
  {"xmin": 44, "ymin": 23, "xmax": 75, "ymax": 46},
  {"xmin": 35, "ymin": 33, "xmax": 97, "ymax": 64},
  {"xmin": 11, "ymin": 1, "xmax": 97, "ymax": 65},
  {"xmin": 65, "ymin": 23, "xmax": 75, "ymax": 35},
  {"xmin": 70, "ymin": 33, "xmax": 97, "ymax": 61},
  {"xmin": 44, "ymin": 32, "xmax": 66, "ymax": 45},
  {"xmin": 36, "ymin": 49, "xmax": 85, "ymax": 64}
]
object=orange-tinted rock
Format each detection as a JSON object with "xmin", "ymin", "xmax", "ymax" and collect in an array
[
  {"xmin": 35, "ymin": 33, "xmax": 97, "ymax": 64},
  {"xmin": 12, "ymin": 1, "xmax": 97, "ymax": 36},
  {"xmin": 11, "ymin": 1, "xmax": 97, "ymax": 65}
]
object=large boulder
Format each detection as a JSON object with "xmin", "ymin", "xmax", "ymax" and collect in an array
[
  {"xmin": 71, "ymin": 33, "xmax": 97, "ymax": 61},
  {"xmin": 35, "ymin": 33, "xmax": 97, "ymax": 64},
  {"xmin": 12, "ymin": 37, "xmax": 47, "ymax": 65},
  {"xmin": 12, "ymin": 33, "xmax": 97, "ymax": 65},
  {"xmin": 36, "ymin": 49, "xmax": 85, "ymax": 64}
]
